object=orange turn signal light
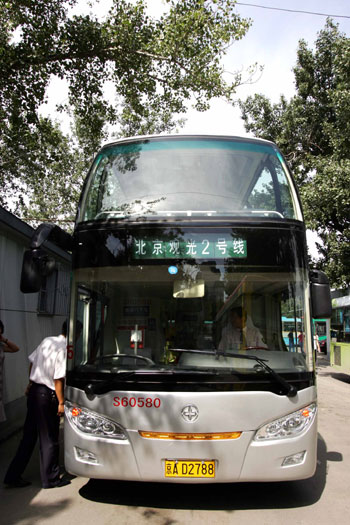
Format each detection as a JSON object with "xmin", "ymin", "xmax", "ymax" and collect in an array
[
  {"xmin": 139, "ymin": 431, "xmax": 241, "ymax": 441},
  {"xmin": 71, "ymin": 407, "xmax": 82, "ymax": 417}
]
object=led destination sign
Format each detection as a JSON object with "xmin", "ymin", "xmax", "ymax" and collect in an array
[{"xmin": 132, "ymin": 234, "xmax": 247, "ymax": 260}]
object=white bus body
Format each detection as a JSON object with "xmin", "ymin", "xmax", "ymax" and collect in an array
[{"xmin": 59, "ymin": 136, "xmax": 329, "ymax": 483}]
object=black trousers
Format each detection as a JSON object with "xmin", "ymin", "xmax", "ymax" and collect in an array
[{"xmin": 4, "ymin": 383, "xmax": 61, "ymax": 488}]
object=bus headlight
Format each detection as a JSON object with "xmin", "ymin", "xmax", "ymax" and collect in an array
[
  {"xmin": 65, "ymin": 401, "xmax": 128, "ymax": 440},
  {"xmin": 254, "ymin": 403, "xmax": 317, "ymax": 441}
]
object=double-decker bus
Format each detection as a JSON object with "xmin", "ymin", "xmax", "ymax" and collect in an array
[{"xmin": 21, "ymin": 135, "xmax": 331, "ymax": 483}]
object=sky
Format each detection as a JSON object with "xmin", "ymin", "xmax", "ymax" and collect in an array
[
  {"xmin": 180, "ymin": 0, "xmax": 350, "ymax": 135},
  {"xmin": 42, "ymin": 0, "xmax": 350, "ymax": 256}
]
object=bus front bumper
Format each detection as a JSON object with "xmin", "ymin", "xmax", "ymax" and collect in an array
[{"xmin": 64, "ymin": 416, "xmax": 318, "ymax": 483}]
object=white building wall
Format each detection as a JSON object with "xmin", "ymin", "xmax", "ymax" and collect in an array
[{"xmin": 0, "ymin": 211, "xmax": 70, "ymax": 437}]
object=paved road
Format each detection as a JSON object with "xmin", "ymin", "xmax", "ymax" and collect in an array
[{"xmin": 1, "ymin": 357, "xmax": 349, "ymax": 525}]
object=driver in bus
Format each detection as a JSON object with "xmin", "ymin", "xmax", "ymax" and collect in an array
[{"xmin": 218, "ymin": 306, "xmax": 266, "ymax": 351}]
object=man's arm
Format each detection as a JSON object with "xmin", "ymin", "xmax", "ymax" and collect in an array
[
  {"xmin": 0, "ymin": 334, "xmax": 20, "ymax": 353},
  {"xmin": 25, "ymin": 363, "xmax": 33, "ymax": 396},
  {"xmin": 54, "ymin": 378, "xmax": 65, "ymax": 417}
]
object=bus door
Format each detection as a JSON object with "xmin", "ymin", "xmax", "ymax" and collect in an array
[{"xmin": 75, "ymin": 287, "xmax": 108, "ymax": 363}]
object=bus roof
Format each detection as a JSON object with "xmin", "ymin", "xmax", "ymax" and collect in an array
[{"xmin": 100, "ymin": 134, "xmax": 277, "ymax": 151}]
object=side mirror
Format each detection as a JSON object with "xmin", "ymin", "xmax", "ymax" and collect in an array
[
  {"xmin": 309, "ymin": 270, "xmax": 332, "ymax": 318},
  {"xmin": 20, "ymin": 249, "xmax": 42, "ymax": 293},
  {"xmin": 20, "ymin": 222, "xmax": 72, "ymax": 294},
  {"xmin": 20, "ymin": 249, "xmax": 56, "ymax": 293},
  {"xmin": 31, "ymin": 223, "xmax": 73, "ymax": 251}
]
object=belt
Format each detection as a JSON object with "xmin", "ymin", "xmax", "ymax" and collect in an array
[{"xmin": 31, "ymin": 382, "xmax": 56, "ymax": 395}]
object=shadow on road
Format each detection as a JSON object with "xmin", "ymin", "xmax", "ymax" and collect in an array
[
  {"xmin": 0, "ymin": 425, "xmax": 71, "ymax": 525},
  {"xmin": 79, "ymin": 433, "xmax": 334, "ymax": 511},
  {"xmin": 319, "ymin": 371, "xmax": 350, "ymax": 385},
  {"xmin": 316, "ymin": 357, "xmax": 350, "ymax": 384}
]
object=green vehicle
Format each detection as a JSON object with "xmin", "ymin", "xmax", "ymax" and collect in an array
[{"xmin": 282, "ymin": 317, "xmax": 327, "ymax": 353}]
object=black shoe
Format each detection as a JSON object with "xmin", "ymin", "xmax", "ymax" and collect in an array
[
  {"xmin": 5, "ymin": 477, "xmax": 31, "ymax": 488},
  {"xmin": 55, "ymin": 477, "xmax": 71, "ymax": 487},
  {"xmin": 63, "ymin": 473, "xmax": 77, "ymax": 481},
  {"xmin": 43, "ymin": 477, "xmax": 71, "ymax": 489},
  {"xmin": 59, "ymin": 470, "xmax": 76, "ymax": 481}
]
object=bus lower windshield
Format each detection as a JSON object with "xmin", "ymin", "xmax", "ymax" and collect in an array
[{"xmin": 70, "ymin": 263, "xmax": 311, "ymax": 375}]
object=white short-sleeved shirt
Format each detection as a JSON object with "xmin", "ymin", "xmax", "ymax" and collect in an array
[
  {"xmin": 29, "ymin": 334, "xmax": 66, "ymax": 391},
  {"xmin": 219, "ymin": 324, "xmax": 266, "ymax": 351}
]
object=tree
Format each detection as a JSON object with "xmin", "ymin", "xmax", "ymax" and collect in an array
[
  {"xmin": 239, "ymin": 20, "xmax": 350, "ymax": 287},
  {"xmin": 0, "ymin": 0, "xmax": 252, "ymax": 224}
]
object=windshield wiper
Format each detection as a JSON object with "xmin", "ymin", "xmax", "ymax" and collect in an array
[
  {"xmin": 220, "ymin": 351, "xmax": 297, "ymax": 397},
  {"xmin": 83, "ymin": 350, "xmax": 297, "ymax": 397},
  {"xmin": 170, "ymin": 348, "xmax": 218, "ymax": 356},
  {"xmin": 173, "ymin": 348, "xmax": 297, "ymax": 397},
  {"xmin": 84, "ymin": 370, "xmax": 169, "ymax": 396},
  {"xmin": 83, "ymin": 368, "xmax": 217, "ymax": 396}
]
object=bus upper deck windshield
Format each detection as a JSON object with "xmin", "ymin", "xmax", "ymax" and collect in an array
[{"xmin": 78, "ymin": 137, "xmax": 300, "ymax": 222}]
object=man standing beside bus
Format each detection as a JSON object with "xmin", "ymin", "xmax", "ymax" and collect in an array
[{"xmin": 3, "ymin": 321, "xmax": 70, "ymax": 489}]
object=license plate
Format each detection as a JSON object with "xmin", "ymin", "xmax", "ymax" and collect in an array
[{"xmin": 165, "ymin": 460, "xmax": 215, "ymax": 478}]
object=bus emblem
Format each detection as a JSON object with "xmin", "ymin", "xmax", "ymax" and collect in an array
[{"xmin": 181, "ymin": 405, "xmax": 199, "ymax": 422}]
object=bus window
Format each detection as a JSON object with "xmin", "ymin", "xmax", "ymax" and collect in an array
[
  {"xmin": 246, "ymin": 167, "xmax": 276, "ymax": 212},
  {"xmin": 71, "ymin": 265, "xmax": 310, "ymax": 373},
  {"xmin": 79, "ymin": 139, "xmax": 298, "ymax": 222}
]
